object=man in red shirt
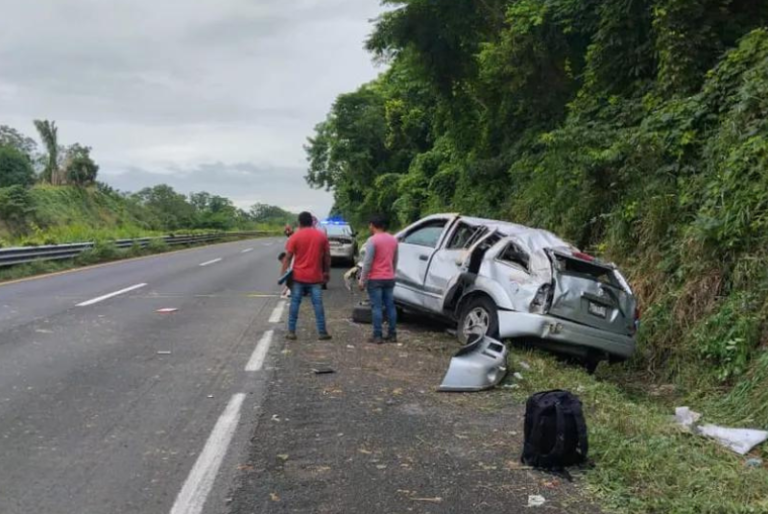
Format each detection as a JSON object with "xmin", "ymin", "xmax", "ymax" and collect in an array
[{"xmin": 281, "ymin": 211, "xmax": 332, "ymax": 340}]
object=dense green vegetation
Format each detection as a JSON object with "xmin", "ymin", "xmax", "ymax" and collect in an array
[
  {"xmin": 0, "ymin": 122, "xmax": 294, "ymax": 247},
  {"xmin": 307, "ymin": 1, "xmax": 768, "ymax": 510}
]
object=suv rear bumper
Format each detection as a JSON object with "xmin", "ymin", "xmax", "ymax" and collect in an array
[{"xmin": 497, "ymin": 311, "xmax": 635, "ymax": 360}]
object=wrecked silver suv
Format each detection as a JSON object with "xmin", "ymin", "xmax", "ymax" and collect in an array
[{"xmin": 394, "ymin": 214, "xmax": 638, "ymax": 368}]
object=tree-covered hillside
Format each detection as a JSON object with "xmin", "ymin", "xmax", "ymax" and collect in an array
[
  {"xmin": 307, "ymin": 0, "xmax": 768, "ymax": 425},
  {"xmin": 0, "ymin": 122, "xmax": 295, "ymax": 246}
]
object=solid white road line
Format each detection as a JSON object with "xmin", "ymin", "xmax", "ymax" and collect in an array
[
  {"xmin": 76, "ymin": 283, "xmax": 147, "ymax": 307},
  {"xmin": 241, "ymin": 248, "xmax": 253, "ymax": 254},
  {"xmin": 268, "ymin": 301, "xmax": 286, "ymax": 323},
  {"xmin": 169, "ymin": 393, "xmax": 246, "ymax": 514},
  {"xmin": 245, "ymin": 330, "xmax": 274, "ymax": 371},
  {"xmin": 199, "ymin": 258, "xmax": 223, "ymax": 267}
]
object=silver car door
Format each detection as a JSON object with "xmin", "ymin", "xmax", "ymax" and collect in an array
[
  {"xmin": 422, "ymin": 220, "xmax": 484, "ymax": 311},
  {"xmin": 394, "ymin": 216, "xmax": 455, "ymax": 308},
  {"xmin": 441, "ymin": 228, "xmax": 498, "ymax": 309}
]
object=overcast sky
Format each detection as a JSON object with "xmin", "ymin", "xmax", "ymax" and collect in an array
[{"xmin": 0, "ymin": 0, "xmax": 385, "ymax": 216}]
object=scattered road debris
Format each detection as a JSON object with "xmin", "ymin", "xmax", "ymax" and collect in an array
[
  {"xmin": 438, "ymin": 334, "xmax": 508, "ymax": 392},
  {"xmin": 411, "ymin": 497, "xmax": 443, "ymax": 503},
  {"xmin": 699, "ymin": 425, "xmax": 768, "ymax": 455},
  {"xmin": 746, "ymin": 458, "xmax": 763, "ymax": 468},
  {"xmin": 312, "ymin": 367, "xmax": 335, "ymax": 375},
  {"xmin": 674, "ymin": 406, "xmax": 768, "ymax": 454},
  {"xmin": 157, "ymin": 350, "xmax": 172, "ymax": 355},
  {"xmin": 513, "ymin": 372, "xmax": 524, "ymax": 381},
  {"xmin": 156, "ymin": 308, "xmax": 178, "ymax": 314},
  {"xmin": 519, "ymin": 361, "xmax": 531, "ymax": 370},
  {"xmin": 527, "ymin": 495, "xmax": 546, "ymax": 507},
  {"xmin": 674, "ymin": 406, "xmax": 701, "ymax": 429}
]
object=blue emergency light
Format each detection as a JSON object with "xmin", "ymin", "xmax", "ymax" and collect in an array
[{"xmin": 321, "ymin": 217, "xmax": 347, "ymax": 225}]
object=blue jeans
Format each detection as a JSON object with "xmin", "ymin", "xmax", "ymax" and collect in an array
[
  {"xmin": 288, "ymin": 283, "xmax": 327, "ymax": 335},
  {"xmin": 367, "ymin": 280, "xmax": 397, "ymax": 338}
]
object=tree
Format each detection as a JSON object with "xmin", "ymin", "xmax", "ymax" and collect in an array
[
  {"xmin": 249, "ymin": 203, "xmax": 296, "ymax": 225},
  {"xmin": 34, "ymin": 120, "xmax": 61, "ymax": 185},
  {"xmin": 63, "ymin": 144, "xmax": 99, "ymax": 186},
  {"xmin": 132, "ymin": 184, "xmax": 196, "ymax": 230},
  {"xmin": 0, "ymin": 125, "xmax": 38, "ymax": 158},
  {"xmin": 0, "ymin": 146, "xmax": 35, "ymax": 188}
]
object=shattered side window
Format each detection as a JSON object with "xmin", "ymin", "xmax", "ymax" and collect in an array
[
  {"xmin": 401, "ymin": 220, "xmax": 447, "ymax": 248},
  {"xmin": 446, "ymin": 223, "xmax": 480, "ymax": 249},
  {"xmin": 498, "ymin": 243, "xmax": 530, "ymax": 272}
]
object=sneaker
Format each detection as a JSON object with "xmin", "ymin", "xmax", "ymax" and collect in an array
[
  {"xmin": 318, "ymin": 333, "xmax": 332, "ymax": 341},
  {"xmin": 368, "ymin": 336, "xmax": 384, "ymax": 345},
  {"xmin": 385, "ymin": 334, "xmax": 398, "ymax": 343},
  {"xmin": 285, "ymin": 332, "xmax": 297, "ymax": 340}
]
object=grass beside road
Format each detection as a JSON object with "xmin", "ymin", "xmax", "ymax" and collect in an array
[{"xmin": 507, "ymin": 349, "xmax": 768, "ymax": 514}]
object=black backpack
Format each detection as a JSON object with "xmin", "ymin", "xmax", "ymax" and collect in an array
[{"xmin": 521, "ymin": 390, "xmax": 588, "ymax": 470}]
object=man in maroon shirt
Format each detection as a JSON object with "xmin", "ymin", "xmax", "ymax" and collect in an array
[{"xmin": 280, "ymin": 212, "xmax": 332, "ymax": 340}]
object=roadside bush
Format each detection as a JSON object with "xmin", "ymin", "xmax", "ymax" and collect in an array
[
  {"xmin": 0, "ymin": 185, "xmax": 34, "ymax": 228},
  {"xmin": 0, "ymin": 146, "xmax": 35, "ymax": 188},
  {"xmin": 75, "ymin": 240, "xmax": 119, "ymax": 266}
]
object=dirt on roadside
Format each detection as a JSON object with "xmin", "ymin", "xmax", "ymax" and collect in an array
[{"xmin": 226, "ymin": 278, "xmax": 601, "ymax": 514}]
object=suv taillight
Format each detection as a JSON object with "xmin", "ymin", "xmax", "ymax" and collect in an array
[{"xmin": 530, "ymin": 284, "xmax": 552, "ymax": 314}]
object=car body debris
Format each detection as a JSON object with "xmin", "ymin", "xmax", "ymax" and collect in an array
[
  {"xmin": 527, "ymin": 495, "xmax": 546, "ymax": 507},
  {"xmin": 674, "ymin": 406, "xmax": 768, "ymax": 455},
  {"xmin": 438, "ymin": 333, "xmax": 508, "ymax": 392}
]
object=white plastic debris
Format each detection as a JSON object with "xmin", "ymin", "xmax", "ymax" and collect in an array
[
  {"xmin": 698, "ymin": 425, "xmax": 768, "ymax": 455},
  {"xmin": 519, "ymin": 361, "xmax": 531, "ymax": 370},
  {"xmin": 674, "ymin": 406, "xmax": 768, "ymax": 455},
  {"xmin": 513, "ymin": 372, "xmax": 524, "ymax": 381},
  {"xmin": 674, "ymin": 406, "xmax": 702, "ymax": 428},
  {"xmin": 527, "ymin": 495, "xmax": 546, "ymax": 507}
]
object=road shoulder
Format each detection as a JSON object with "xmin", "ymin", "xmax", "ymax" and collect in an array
[{"xmin": 226, "ymin": 282, "xmax": 600, "ymax": 513}]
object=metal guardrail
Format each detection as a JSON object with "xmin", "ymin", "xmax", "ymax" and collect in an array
[{"xmin": 0, "ymin": 231, "xmax": 268, "ymax": 267}]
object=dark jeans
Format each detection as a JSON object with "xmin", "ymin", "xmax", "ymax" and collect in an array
[
  {"xmin": 367, "ymin": 279, "xmax": 397, "ymax": 338},
  {"xmin": 288, "ymin": 282, "xmax": 327, "ymax": 334}
]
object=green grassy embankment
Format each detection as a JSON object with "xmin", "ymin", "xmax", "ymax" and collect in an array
[{"xmin": 0, "ymin": 185, "xmax": 280, "ymax": 282}]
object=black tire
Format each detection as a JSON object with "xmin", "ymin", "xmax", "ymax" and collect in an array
[{"xmin": 457, "ymin": 296, "xmax": 499, "ymax": 344}]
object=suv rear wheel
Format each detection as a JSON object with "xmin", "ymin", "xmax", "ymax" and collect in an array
[{"xmin": 458, "ymin": 296, "xmax": 499, "ymax": 344}]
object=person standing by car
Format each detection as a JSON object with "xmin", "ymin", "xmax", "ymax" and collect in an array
[
  {"xmin": 358, "ymin": 215, "xmax": 399, "ymax": 344},
  {"xmin": 281, "ymin": 212, "xmax": 332, "ymax": 341}
]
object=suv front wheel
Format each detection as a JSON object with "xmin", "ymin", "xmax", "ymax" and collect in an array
[{"xmin": 458, "ymin": 296, "xmax": 499, "ymax": 344}]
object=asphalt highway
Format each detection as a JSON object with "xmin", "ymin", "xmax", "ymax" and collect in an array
[{"xmin": 0, "ymin": 238, "xmax": 287, "ymax": 514}]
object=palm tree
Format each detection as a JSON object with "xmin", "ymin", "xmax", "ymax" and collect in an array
[{"xmin": 34, "ymin": 120, "xmax": 60, "ymax": 185}]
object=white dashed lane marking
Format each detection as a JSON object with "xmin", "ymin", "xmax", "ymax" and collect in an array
[
  {"xmin": 268, "ymin": 300, "xmax": 286, "ymax": 323},
  {"xmin": 245, "ymin": 330, "xmax": 274, "ymax": 371},
  {"xmin": 169, "ymin": 393, "xmax": 246, "ymax": 514},
  {"xmin": 76, "ymin": 283, "xmax": 147, "ymax": 307}
]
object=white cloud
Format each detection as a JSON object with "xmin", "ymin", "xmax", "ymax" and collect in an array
[{"xmin": 0, "ymin": 0, "xmax": 384, "ymax": 216}]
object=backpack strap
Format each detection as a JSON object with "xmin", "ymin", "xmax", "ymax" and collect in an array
[
  {"xmin": 537, "ymin": 400, "xmax": 566, "ymax": 467},
  {"xmin": 571, "ymin": 401, "xmax": 589, "ymax": 459},
  {"xmin": 523, "ymin": 402, "xmax": 547, "ymax": 460}
]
